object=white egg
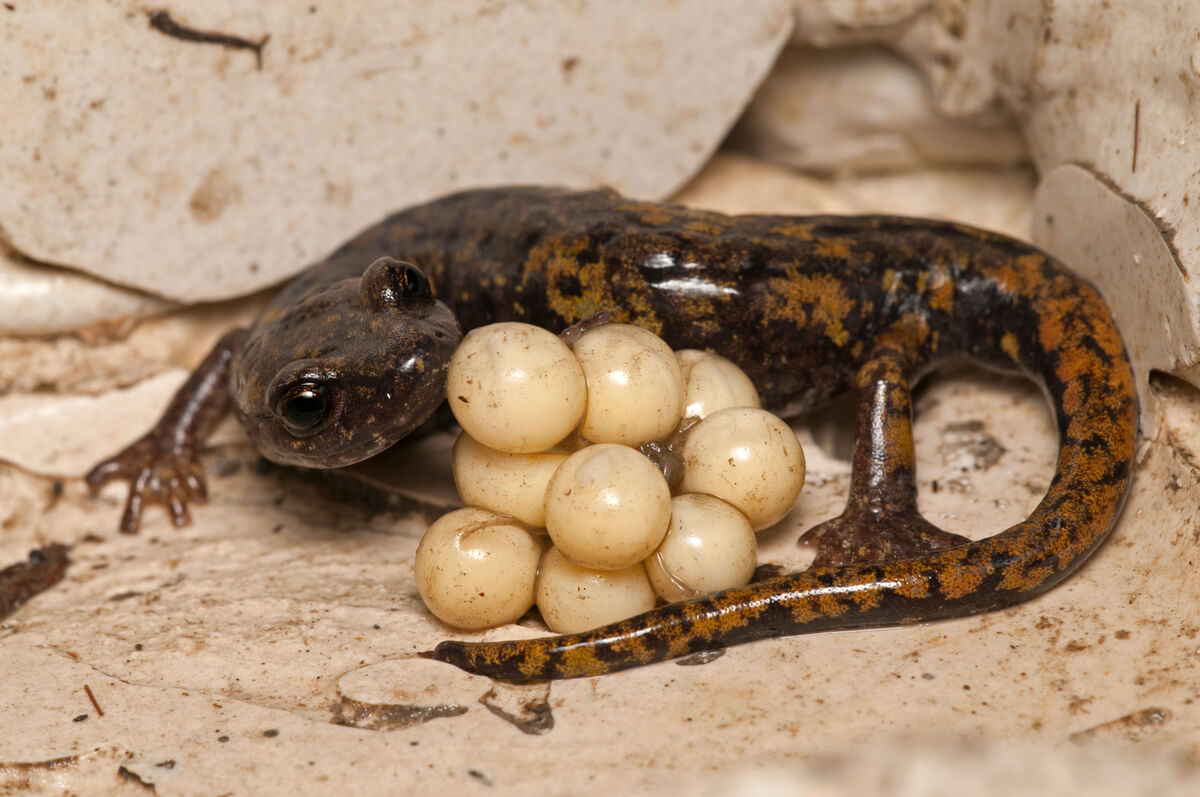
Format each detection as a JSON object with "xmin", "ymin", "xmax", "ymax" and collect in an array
[
  {"xmin": 645, "ymin": 494, "xmax": 757, "ymax": 602},
  {"xmin": 572, "ymin": 323, "xmax": 684, "ymax": 446},
  {"xmin": 679, "ymin": 407, "xmax": 806, "ymax": 530},
  {"xmin": 535, "ymin": 547, "xmax": 657, "ymax": 634},
  {"xmin": 446, "ymin": 322, "xmax": 586, "ymax": 453},
  {"xmin": 452, "ymin": 432, "xmax": 567, "ymax": 527},
  {"xmin": 676, "ymin": 349, "xmax": 761, "ymax": 419},
  {"xmin": 414, "ymin": 507, "xmax": 542, "ymax": 630},
  {"xmin": 544, "ymin": 444, "xmax": 672, "ymax": 570}
]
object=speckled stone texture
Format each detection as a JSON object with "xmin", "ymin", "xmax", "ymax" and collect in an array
[
  {"xmin": 771, "ymin": 0, "xmax": 1200, "ymax": 425},
  {"xmin": 2, "ymin": 157, "xmax": 1198, "ymax": 795},
  {"xmin": 0, "ymin": 0, "xmax": 791, "ymax": 301},
  {"xmin": 4, "ymin": 1, "xmax": 1200, "ymax": 791},
  {"xmin": 0, "ymin": 250, "xmax": 173, "ymax": 338},
  {"xmin": 728, "ymin": 45, "xmax": 1028, "ymax": 175}
]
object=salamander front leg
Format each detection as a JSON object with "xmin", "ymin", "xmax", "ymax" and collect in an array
[
  {"xmin": 86, "ymin": 328, "xmax": 249, "ymax": 534},
  {"xmin": 799, "ymin": 325, "xmax": 969, "ymax": 568}
]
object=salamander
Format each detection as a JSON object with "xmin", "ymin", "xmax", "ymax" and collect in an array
[{"xmin": 87, "ymin": 186, "xmax": 1138, "ymax": 681}]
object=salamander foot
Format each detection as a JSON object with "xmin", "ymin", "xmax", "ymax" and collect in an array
[
  {"xmin": 798, "ymin": 511, "xmax": 969, "ymax": 568},
  {"xmin": 86, "ymin": 438, "xmax": 208, "ymax": 534}
]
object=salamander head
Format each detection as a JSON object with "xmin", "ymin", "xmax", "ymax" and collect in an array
[{"xmin": 233, "ymin": 257, "xmax": 462, "ymax": 468}]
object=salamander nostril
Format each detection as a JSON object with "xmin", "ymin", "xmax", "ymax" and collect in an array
[
  {"xmin": 361, "ymin": 257, "xmax": 433, "ymax": 310},
  {"xmin": 394, "ymin": 262, "xmax": 431, "ymax": 299}
]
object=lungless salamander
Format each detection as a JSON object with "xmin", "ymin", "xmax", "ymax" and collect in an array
[{"xmin": 87, "ymin": 187, "xmax": 1138, "ymax": 681}]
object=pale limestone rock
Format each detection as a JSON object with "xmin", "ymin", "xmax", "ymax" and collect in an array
[
  {"xmin": 0, "ymin": 369, "xmax": 188, "ymax": 477},
  {"xmin": 720, "ymin": 744, "xmax": 1200, "ymax": 796},
  {"xmin": 335, "ymin": 657, "xmax": 493, "ymax": 715},
  {"xmin": 674, "ymin": 153, "xmax": 858, "ymax": 215},
  {"xmin": 778, "ymin": 1, "xmax": 1200, "ymax": 420},
  {"xmin": 0, "ymin": 249, "xmax": 173, "ymax": 337},
  {"xmin": 730, "ymin": 46, "xmax": 1028, "ymax": 175},
  {"xmin": 4, "ymin": 356, "xmax": 1200, "ymax": 794},
  {"xmin": 0, "ymin": 294, "xmax": 261, "ymax": 479},
  {"xmin": 0, "ymin": 0, "xmax": 792, "ymax": 303},
  {"xmin": 789, "ymin": 0, "xmax": 930, "ymax": 46},
  {"xmin": 675, "ymin": 152, "xmax": 1034, "ymax": 239},
  {"xmin": 0, "ymin": 370, "xmax": 249, "ymax": 479},
  {"xmin": 0, "ymin": 294, "xmax": 263, "ymax": 395}
]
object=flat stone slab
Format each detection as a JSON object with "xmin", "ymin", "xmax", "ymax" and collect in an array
[
  {"xmin": 0, "ymin": 0, "xmax": 791, "ymax": 302},
  {"xmin": 0, "ymin": 249, "xmax": 172, "ymax": 338},
  {"xmin": 730, "ymin": 45, "xmax": 1028, "ymax": 175},
  {"xmin": 784, "ymin": 0, "xmax": 1200, "ymax": 419},
  {"xmin": 3, "ymin": 358, "xmax": 1197, "ymax": 795}
]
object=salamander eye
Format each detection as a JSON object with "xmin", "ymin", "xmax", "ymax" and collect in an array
[
  {"xmin": 279, "ymin": 382, "xmax": 330, "ymax": 435},
  {"xmin": 361, "ymin": 257, "xmax": 432, "ymax": 310}
]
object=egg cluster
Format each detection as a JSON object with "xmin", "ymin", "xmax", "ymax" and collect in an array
[{"xmin": 414, "ymin": 321, "xmax": 806, "ymax": 633}]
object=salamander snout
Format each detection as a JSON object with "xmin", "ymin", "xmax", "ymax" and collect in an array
[{"xmin": 233, "ymin": 261, "xmax": 462, "ymax": 469}]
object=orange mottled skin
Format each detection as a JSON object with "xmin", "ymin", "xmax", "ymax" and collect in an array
[{"xmin": 87, "ymin": 187, "xmax": 1137, "ymax": 681}]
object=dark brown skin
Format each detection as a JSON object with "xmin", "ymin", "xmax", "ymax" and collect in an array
[
  {"xmin": 0, "ymin": 544, "xmax": 69, "ymax": 621},
  {"xmin": 88, "ymin": 187, "xmax": 1138, "ymax": 681}
]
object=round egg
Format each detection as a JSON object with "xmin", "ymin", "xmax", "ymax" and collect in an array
[
  {"xmin": 446, "ymin": 322, "xmax": 586, "ymax": 453},
  {"xmin": 572, "ymin": 323, "xmax": 684, "ymax": 446},
  {"xmin": 452, "ymin": 433, "xmax": 568, "ymax": 527},
  {"xmin": 679, "ymin": 407, "xmax": 806, "ymax": 531},
  {"xmin": 414, "ymin": 507, "xmax": 543, "ymax": 630},
  {"xmin": 544, "ymin": 444, "xmax": 672, "ymax": 570},
  {"xmin": 645, "ymin": 494, "xmax": 757, "ymax": 602},
  {"xmin": 535, "ymin": 547, "xmax": 657, "ymax": 634},
  {"xmin": 676, "ymin": 349, "xmax": 761, "ymax": 419}
]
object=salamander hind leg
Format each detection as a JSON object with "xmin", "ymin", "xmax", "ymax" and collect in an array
[{"xmin": 799, "ymin": 321, "xmax": 969, "ymax": 567}]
